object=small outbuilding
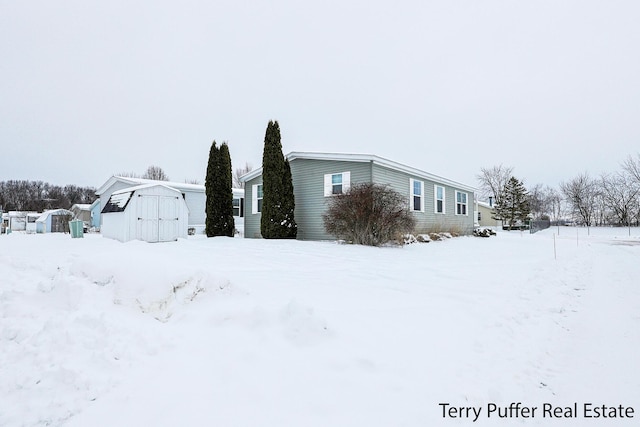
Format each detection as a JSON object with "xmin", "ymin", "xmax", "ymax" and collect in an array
[
  {"xmin": 26, "ymin": 213, "xmax": 41, "ymax": 233},
  {"xmin": 89, "ymin": 199, "xmax": 101, "ymax": 230},
  {"xmin": 70, "ymin": 204, "xmax": 92, "ymax": 225},
  {"xmin": 101, "ymin": 184, "xmax": 189, "ymax": 243},
  {"xmin": 36, "ymin": 209, "xmax": 74, "ymax": 233}
]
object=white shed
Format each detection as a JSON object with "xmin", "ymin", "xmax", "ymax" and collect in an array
[{"xmin": 101, "ymin": 184, "xmax": 189, "ymax": 243}]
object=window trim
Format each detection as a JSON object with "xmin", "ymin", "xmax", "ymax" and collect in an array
[
  {"xmin": 252, "ymin": 184, "xmax": 263, "ymax": 214},
  {"xmin": 324, "ymin": 172, "xmax": 351, "ymax": 197},
  {"xmin": 409, "ymin": 178, "xmax": 424, "ymax": 212},
  {"xmin": 434, "ymin": 184, "xmax": 445, "ymax": 214},
  {"xmin": 455, "ymin": 190, "xmax": 468, "ymax": 216}
]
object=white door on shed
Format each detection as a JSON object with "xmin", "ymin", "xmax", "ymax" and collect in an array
[
  {"xmin": 137, "ymin": 195, "xmax": 159, "ymax": 242},
  {"xmin": 158, "ymin": 196, "xmax": 179, "ymax": 242}
]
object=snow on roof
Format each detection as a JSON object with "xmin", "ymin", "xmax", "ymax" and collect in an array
[
  {"xmin": 111, "ymin": 183, "xmax": 181, "ymax": 196},
  {"xmin": 35, "ymin": 209, "xmax": 73, "ymax": 223},
  {"xmin": 71, "ymin": 204, "xmax": 92, "ymax": 211},
  {"xmin": 96, "ymin": 176, "xmax": 244, "ymax": 198},
  {"xmin": 102, "ymin": 191, "xmax": 133, "ymax": 213}
]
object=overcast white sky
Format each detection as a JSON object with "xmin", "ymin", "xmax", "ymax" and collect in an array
[{"xmin": 1, "ymin": 1, "xmax": 639, "ymax": 191}]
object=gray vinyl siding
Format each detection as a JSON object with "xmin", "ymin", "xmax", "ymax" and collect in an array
[
  {"xmin": 244, "ymin": 176, "xmax": 263, "ymax": 238},
  {"xmin": 243, "ymin": 157, "xmax": 474, "ymax": 239},
  {"xmin": 371, "ymin": 164, "xmax": 474, "ymax": 235},
  {"xmin": 290, "ymin": 158, "xmax": 372, "ymax": 240}
]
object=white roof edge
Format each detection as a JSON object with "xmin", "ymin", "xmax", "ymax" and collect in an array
[
  {"xmin": 111, "ymin": 183, "xmax": 182, "ymax": 195},
  {"xmin": 241, "ymin": 151, "xmax": 477, "ymax": 192},
  {"xmin": 96, "ymin": 176, "xmax": 207, "ymax": 195}
]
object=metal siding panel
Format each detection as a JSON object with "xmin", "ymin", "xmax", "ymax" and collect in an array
[
  {"xmin": 243, "ymin": 176, "xmax": 263, "ymax": 238},
  {"xmin": 289, "ymin": 158, "xmax": 372, "ymax": 240},
  {"xmin": 372, "ymin": 164, "xmax": 474, "ymax": 234}
]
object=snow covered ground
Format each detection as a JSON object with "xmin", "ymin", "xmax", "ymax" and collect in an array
[{"xmin": 1, "ymin": 227, "xmax": 639, "ymax": 426}]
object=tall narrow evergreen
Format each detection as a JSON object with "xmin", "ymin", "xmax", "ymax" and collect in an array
[
  {"xmin": 260, "ymin": 120, "xmax": 297, "ymax": 239},
  {"xmin": 205, "ymin": 141, "xmax": 236, "ymax": 237},
  {"xmin": 216, "ymin": 143, "xmax": 235, "ymax": 236},
  {"xmin": 205, "ymin": 141, "xmax": 220, "ymax": 237}
]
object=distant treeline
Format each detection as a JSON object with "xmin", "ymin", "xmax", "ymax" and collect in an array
[{"xmin": 0, "ymin": 180, "xmax": 97, "ymax": 212}]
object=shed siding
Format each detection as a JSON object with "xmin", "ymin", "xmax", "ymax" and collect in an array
[{"xmin": 99, "ymin": 181, "xmax": 136, "ymax": 227}]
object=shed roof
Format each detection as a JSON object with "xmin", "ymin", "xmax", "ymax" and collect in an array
[{"xmin": 96, "ymin": 176, "xmax": 244, "ymax": 198}]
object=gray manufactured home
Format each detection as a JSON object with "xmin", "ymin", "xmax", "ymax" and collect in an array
[{"xmin": 241, "ymin": 152, "xmax": 477, "ymax": 240}]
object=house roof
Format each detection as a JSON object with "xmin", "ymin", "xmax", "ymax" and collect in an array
[
  {"xmin": 477, "ymin": 200, "xmax": 494, "ymax": 209},
  {"xmin": 240, "ymin": 151, "xmax": 477, "ymax": 192}
]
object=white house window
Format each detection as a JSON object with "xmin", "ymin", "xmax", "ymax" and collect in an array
[
  {"xmin": 410, "ymin": 179, "xmax": 424, "ymax": 212},
  {"xmin": 233, "ymin": 197, "xmax": 244, "ymax": 217},
  {"xmin": 456, "ymin": 191, "xmax": 468, "ymax": 215},
  {"xmin": 252, "ymin": 184, "xmax": 263, "ymax": 214},
  {"xmin": 324, "ymin": 172, "xmax": 351, "ymax": 196},
  {"xmin": 434, "ymin": 185, "xmax": 445, "ymax": 214}
]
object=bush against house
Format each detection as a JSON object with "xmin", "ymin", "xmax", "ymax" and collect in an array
[
  {"xmin": 323, "ymin": 183, "xmax": 416, "ymax": 246},
  {"xmin": 260, "ymin": 120, "xmax": 297, "ymax": 239}
]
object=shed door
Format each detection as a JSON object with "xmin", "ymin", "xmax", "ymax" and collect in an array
[
  {"xmin": 158, "ymin": 196, "xmax": 179, "ymax": 242},
  {"xmin": 137, "ymin": 195, "xmax": 159, "ymax": 242},
  {"xmin": 51, "ymin": 215, "xmax": 67, "ymax": 233},
  {"xmin": 136, "ymin": 195, "xmax": 179, "ymax": 242}
]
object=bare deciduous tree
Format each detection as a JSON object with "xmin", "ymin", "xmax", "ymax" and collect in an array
[
  {"xmin": 621, "ymin": 154, "xmax": 640, "ymax": 184},
  {"xmin": 142, "ymin": 165, "xmax": 169, "ymax": 181},
  {"xmin": 476, "ymin": 164, "xmax": 514, "ymax": 211},
  {"xmin": 232, "ymin": 162, "xmax": 253, "ymax": 189},
  {"xmin": 600, "ymin": 171, "xmax": 640, "ymax": 231},
  {"xmin": 560, "ymin": 173, "xmax": 599, "ymax": 229}
]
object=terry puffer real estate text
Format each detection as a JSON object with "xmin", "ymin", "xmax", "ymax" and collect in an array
[{"xmin": 439, "ymin": 402, "xmax": 635, "ymax": 422}]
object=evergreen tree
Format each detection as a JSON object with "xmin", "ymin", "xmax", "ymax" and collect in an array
[
  {"xmin": 496, "ymin": 176, "xmax": 531, "ymax": 230},
  {"xmin": 260, "ymin": 120, "xmax": 297, "ymax": 238},
  {"xmin": 205, "ymin": 141, "xmax": 236, "ymax": 237},
  {"xmin": 205, "ymin": 141, "xmax": 220, "ymax": 237},
  {"xmin": 216, "ymin": 143, "xmax": 235, "ymax": 236}
]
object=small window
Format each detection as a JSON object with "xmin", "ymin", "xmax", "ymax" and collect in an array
[
  {"xmin": 332, "ymin": 174, "xmax": 343, "ymax": 195},
  {"xmin": 410, "ymin": 179, "xmax": 424, "ymax": 212},
  {"xmin": 252, "ymin": 184, "xmax": 263, "ymax": 214},
  {"xmin": 435, "ymin": 185, "xmax": 445, "ymax": 214},
  {"xmin": 477, "ymin": 211, "xmax": 482, "ymax": 221},
  {"xmin": 324, "ymin": 172, "xmax": 351, "ymax": 196},
  {"xmin": 232, "ymin": 198, "xmax": 241, "ymax": 217},
  {"xmin": 456, "ymin": 191, "xmax": 468, "ymax": 215}
]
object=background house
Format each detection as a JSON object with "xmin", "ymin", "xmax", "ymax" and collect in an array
[
  {"xmin": 70, "ymin": 204, "xmax": 92, "ymax": 226},
  {"xmin": 241, "ymin": 152, "xmax": 477, "ymax": 240},
  {"xmin": 26, "ymin": 213, "xmax": 40, "ymax": 233},
  {"xmin": 477, "ymin": 200, "xmax": 501, "ymax": 228},
  {"xmin": 101, "ymin": 184, "xmax": 189, "ymax": 243}
]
